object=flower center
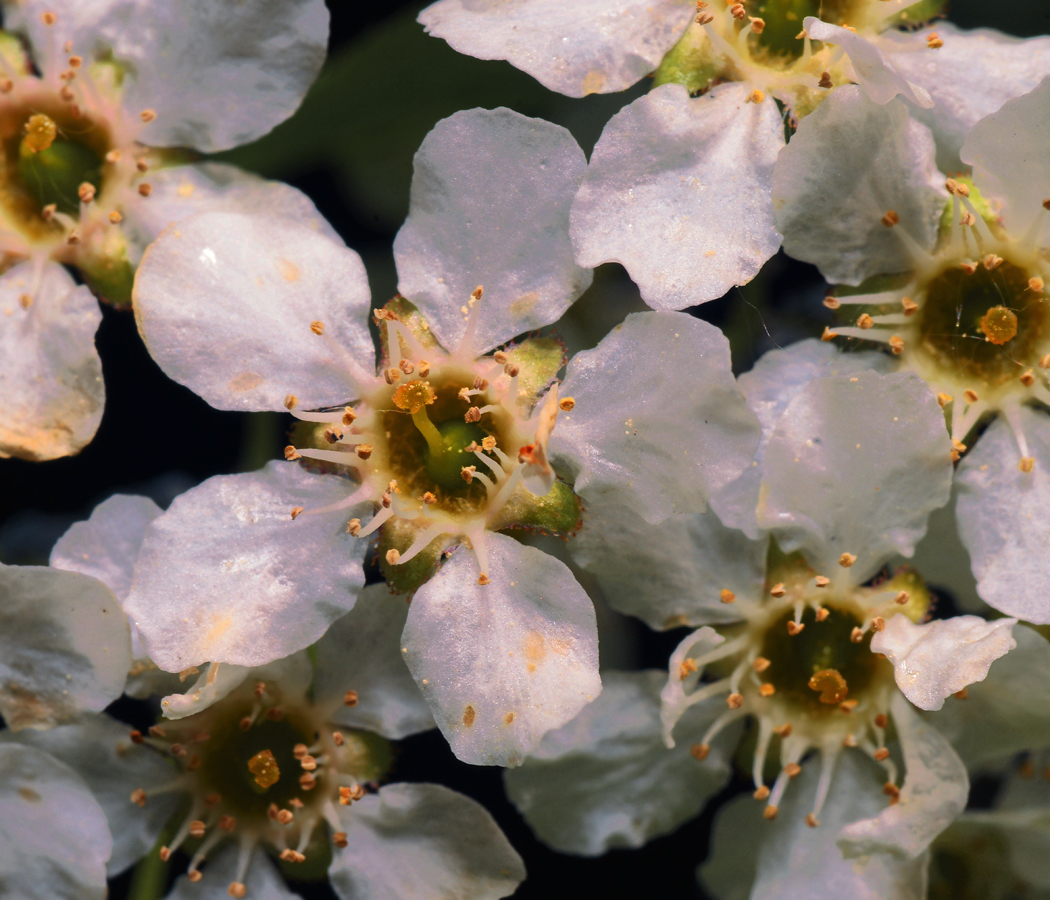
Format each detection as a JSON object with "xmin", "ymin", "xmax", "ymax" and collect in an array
[{"xmin": 742, "ymin": 0, "xmax": 854, "ymax": 61}]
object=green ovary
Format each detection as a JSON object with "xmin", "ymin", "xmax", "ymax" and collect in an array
[
  {"xmin": 18, "ymin": 128, "xmax": 103, "ymax": 215},
  {"xmin": 421, "ymin": 418, "xmax": 488, "ymax": 493}
]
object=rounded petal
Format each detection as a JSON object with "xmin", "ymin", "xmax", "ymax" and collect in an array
[
  {"xmin": 961, "ymin": 76, "xmax": 1050, "ymax": 245},
  {"xmin": 772, "ymin": 86, "xmax": 943, "ymax": 286},
  {"xmin": 933, "ymin": 626, "xmax": 1050, "ymax": 769},
  {"xmin": 570, "ymin": 495, "xmax": 763, "ymax": 630},
  {"xmin": 757, "ymin": 371, "xmax": 953, "ymax": 583},
  {"xmin": 701, "ymin": 751, "xmax": 927, "ymax": 900},
  {"xmin": 167, "ymin": 844, "xmax": 301, "ymax": 900},
  {"xmin": 871, "ymin": 615, "xmax": 1017, "ymax": 712},
  {"xmin": 552, "ymin": 311, "xmax": 761, "ymax": 524},
  {"xmin": 133, "ymin": 210, "xmax": 373, "ymax": 411},
  {"xmin": 419, "ymin": 0, "xmax": 694, "ymax": 97},
  {"xmin": 712, "ymin": 340, "xmax": 892, "ymax": 538},
  {"xmin": 393, "ymin": 108, "xmax": 591, "ymax": 354},
  {"xmin": 0, "ymin": 261, "xmax": 103, "ymax": 461},
  {"xmin": 123, "ymin": 162, "xmax": 342, "ymax": 263},
  {"xmin": 329, "ymin": 782, "xmax": 525, "ymax": 900},
  {"xmin": 0, "ymin": 743, "xmax": 111, "ymax": 900},
  {"xmin": 839, "ymin": 693, "xmax": 968, "ymax": 860},
  {"xmin": 8, "ymin": 0, "xmax": 329, "ymax": 153},
  {"xmin": 887, "ymin": 24, "xmax": 1050, "ymax": 172},
  {"xmin": 4, "ymin": 715, "xmax": 181, "ymax": 877},
  {"xmin": 955, "ymin": 407, "xmax": 1050, "ymax": 623},
  {"xmin": 504, "ymin": 670, "xmax": 739, "ymax": 855},
  {"xmin": 402, "ymin": 533, "xmax": 600, "ymax": 767},
  {"xmin": 0, "ymin": 563, "xmax": 131, "ymax": 730},
  {"xmin": 124, "ymin": 461, "xmax": 368, "ymax": 671},
  {"xmin": 314, "ymin": 585, "xmax": 435, "ymax": 740},
  {"xmin": 571, "ymin": 83, "xmax": 784, "ymax": 309}
]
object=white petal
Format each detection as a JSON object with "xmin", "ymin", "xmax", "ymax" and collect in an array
[
  {"xmin": 393, "ymin": 108, "xmax": 591, "ymax": 354},
  {"xmin": 872, "ymin": 615, "xmax": 1016, "ymax": 711},
  {"xmin": 886, "ymin": 24, "xmax": 1050, "ymax": 172},
  {"xmin": 4, "ymin": 714, "xmax": 181, "ymax": 877},
  {"xmin": 504, "ymin": 670, "xmax": 739, "ymax": 855},
  {"xmin": 133, "ymin": 210, "xmax": 373, "ymax": 412},
  {"xmin": 570, "ymin": 494, "xmax": 763, "ymax": 630},
  {"xmin": 8, "ymin": 0, "xmax": 329, "ymax": 153},
  {"xmin": 803, "ymin": 18, "xmax": 932, "ymax": 108},
  {"xmin": 961, "ymin": 76, "xmax": 1050, "ymax": 245},
  {"xmin": 329, "ymin": 783, "xmax": 525, "ymax": 900},
  {"xmin": 0, "ymin": 743, "xmax": 111, "ymax": 900},
  {"xmin": 552, "ymin": 311, "xmax": 761, "ymax": 524},
  {"xmin": 0, "ymin": 563, "xmax": 131, "ymax": 730},
  {"xmin": 314, "ymin": 585, "xmax": 435, "ymax": 740},
  {"xmin": 402, "ymin": 533, "xmax": 600, "ymax": 767},
  {"xmin": 955, "ymin": 407, "xmax": 1050, "ymax": 623},
  {"xmin": 772, "ymin": 86, "xmax": 943, "ymax": 286},
  {"xmin": 757, "ymin": 370, "xmax": 952, "ymax": 582},
  {"xmin": 0, "ymin": 261, "xmax": 103, "ymax": 461},
  {"xmin": 712, "ymin": 340, "xmax": 892, "ymax": 538},
  {"xmin": 50, "ymin": 494, "xmax": 162, "ymax": 602},
  {"xmin": 123, "ymin": 162, "xmax": 342, "ymax": 263},
  {"xmin": 124, "ymin": 461, "xmax": 368, "ymax": 671},
  {"xmin": 932, "ymin": 625, "xmax": 1050, "ymax": 769},
  {"xmin": 419, "ymin": 0, "xmax": 693, "ymax": 97},
  {"xmin": 839, "ymin": 693, "xmax": 968, "ymax": 860},
  {"xmin": 571, "ymin": 83, "xmax": 783, "ymax": 309},
  {"xmin": 167, "ymin": 845, "xmax": 300, "ymax": 900},
  {"xmin": 159, "ymin": 663, "xmax": 250, "ymax": 720}
]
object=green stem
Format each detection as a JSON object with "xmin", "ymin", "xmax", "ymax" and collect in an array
[
  {"xmin": 127, "ymin": 831, "xmax": 172, "ymax": 900},
  {"xmin": 237, "ymin": 411, "xmax": 282, "ymax": 473},
  {"xmin": 411, "ymin": 406, "xmax": 445, "ymax": 456}
]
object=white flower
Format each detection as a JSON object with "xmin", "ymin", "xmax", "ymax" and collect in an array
[
  {"xmin": 774, "ymin": 77, "xmax": 1050, "ymax": 624},
  {"xmin": 0, "ymin": 0, "xmax": 331, "ymax": 460}
]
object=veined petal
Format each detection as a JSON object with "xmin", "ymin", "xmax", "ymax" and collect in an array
[
  {"xmin": 504, "ymin": 671, "xmax": 739, "ymax": 855},
  {"xmin": 757, "ymin": 371, "xmax": 952, "ymax": 583},
  {"xmin": 571, "ymin": 83, "xmax": 783, "ymax": 309},
  {"xmin": 419, "ymin": 0, "xmax": 694, "ymax": 97},
  {"xmin": 314, "ymin": 585, "xmax": 435, "ymax": 740},
  {"xmin": 0, "ymin": 261, "xmax": 103, "ymax": 461},
  {"xmin": 552, "ymin": 311, "xmax": 761, "ymax": 524},
  {"xmin": 402, "ymin": 533, "xmax": 600, "ymax": 767},
  {"xmin": 134, "ymin": 210, "xmax": 373, "ymax": 412},
  {"xmin": 394, "ymin": 108, "xmax": 591, "ymax": 355},
  {"xmin": 838, "ymin": 693, "xmax": 968, "ymax": 860},
  {"xmin": 0, "ymin": 743, "xmax": 111, "ymax": 900},
  {"xmin": 124, "ymin": 461, "xmax": 368, "ymax": 671},
  {"xmin": 0, "ymin": 563, "xmax": 131, "ymax": 730},
  {"xmin": 772, "ymin": 86, "xmax": 943, "ymax": 286},
  {"xmin": 871, "ymin": 615, "xmax": 1016, "ymax": 712}
]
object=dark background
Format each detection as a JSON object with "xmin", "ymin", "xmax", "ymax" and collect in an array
[{"xmin": 1, "ymin": 2, "xmax": 1045, "ymax": 897}]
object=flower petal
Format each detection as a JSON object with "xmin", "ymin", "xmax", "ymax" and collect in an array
[
  {"xmin": 504, "ymin": 670, "xmax": 739, "ymax": 855},
  {"xmin": 757, "ymin": 371, "xmax": 952, "ymax": 583},
  {"xmin": 961, "ymin": 76, "xmax": 1050, "ymax": 246},
  {"xmin": 167, "ymin": 844, "xmax": 300, "ymax": 900},
  {"xmin": 158, "ymin": 662, "xmax": 250, "ymax": 720},
  {"xmin": 871, "ymin": 615, "xmax": 1016, "ymax": 712},
  {"xmin": 571, "ymin": 83, "xmax": 783, "ymax": 309},
  {"xmin": 393, "ymin": 108, "xmax": 591, "ymax": 355},
  {"xmin": 955, "ymin": 407, "xmax": 1050, "ymax": 623},
  {"xmin": 329, "ymin": 783, "xmax": 525, "ymax": 900},
  {"xmin": 418, "ymin": 0, "xmax": 694, "ymax": 97},
  {"xmin": 134, "ymin": 210, "xmax": 373, "ymax": 411},
  {"xmin": 0, "ymin": 261, "xmax": 103, "ymax": 461},
  {"xmin": 552, "ymin": 311, "xmax": 761, "ymax": 524},
  {"xmin": 701, "ymin": 751, "xmax": 927, "ymax": 900},
  {"xmin": 838, "ymin": 693, "xmax": 968, "ymax": 860},
  {"xmin": 124, "ymin": 461, "xmax": 368, "ymax": 671},
  {"xmin": 570, "ymin": 495, "xmax": 763, "ymax": 630},
  {"xmin": 0, "ymin": 563, "xmax": 131, "ymax": 730},
  {"xmin": 771, "ymin": 86, "xmax": 943, "ymax": 286},
  {"xmin": 402, "ymin": 533, "xmax": 600, "ymax": 767},
  {"xmin": 802, "ymin": 18, "xmax": 932, "ymax": 108},
  {"xmin": 4, "ymin": 714, "xmax": 181, "ymax": 877},
  {"xmin": 886, "ymin": 24, "xmax": 1050, "ymax": 172},
  {"xmin": 8, "ymin": 0, "xmax": 329, "ymax": 153},
  {"xmin": 314, "ymin": 585, "xmax": 435, "ymax": 740},
  {"xmin": 0, "ymin": 743, "xmax": 111, "ymax": 900}
]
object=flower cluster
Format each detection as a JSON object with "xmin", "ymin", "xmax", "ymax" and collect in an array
[{"xmin": 3, "ymin": 1, "xmax": 1050, "ymax": 899}]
